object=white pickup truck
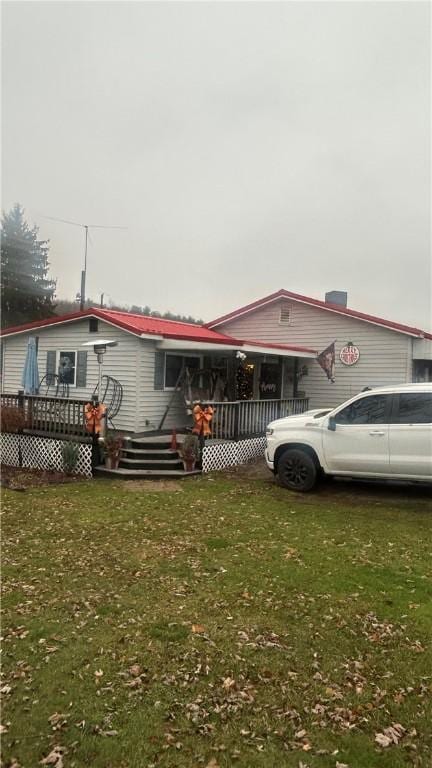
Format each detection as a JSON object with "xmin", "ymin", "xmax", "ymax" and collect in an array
[{"xmin": 265, "ymin": 383, "xmax": 432, "ymax": 491}]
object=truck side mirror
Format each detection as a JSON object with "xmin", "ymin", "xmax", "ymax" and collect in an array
[{"xmin": 328, "ymin": 416, "xmax": 337, "ymax": 431}]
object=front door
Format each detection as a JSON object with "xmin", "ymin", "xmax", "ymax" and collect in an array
[
  {"xmin": 323, "ymin": 393, "xmax": 392, "ymax": 475},
  {"xmin": 259, "ymin": 362, "xmax": 281, "ymax": 400}
]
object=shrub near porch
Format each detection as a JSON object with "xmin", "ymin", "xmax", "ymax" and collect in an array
[{"xmin": 1, "ymin": 472, "xmax": 431, "ymax": 768}]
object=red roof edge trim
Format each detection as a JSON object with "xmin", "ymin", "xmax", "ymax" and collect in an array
[
  {"xmin": 0, "ymin": 310, "xmax": 96, "ymax": 337},
  {"xmin": 206, "ymin": 289, "xmax": 432, "ymax": 341}
]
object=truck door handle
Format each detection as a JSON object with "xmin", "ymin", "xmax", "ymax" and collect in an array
[{"xmin": 369, "ymin": 430, "xmax": 385, "ymax": 436}]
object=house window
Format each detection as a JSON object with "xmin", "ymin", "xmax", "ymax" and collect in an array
[
  {"xmin": 164, "ymin": 353, "xmax": 201, "ymax": 389},
  {"xmin": 89, "ymin": 318, "xmax": 99, "ymax": 333},
  {"xmin": 58, "ymin": 351, "xmax": 77, "ymax": 386},
  {"xmin": 279, "ymin": 305, "xmax": 291, "ymax": 324}
]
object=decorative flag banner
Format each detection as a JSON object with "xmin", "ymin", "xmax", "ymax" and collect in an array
[{"xmin": 317, "ymin": 342, "xmax": 336, "ymax": 383}]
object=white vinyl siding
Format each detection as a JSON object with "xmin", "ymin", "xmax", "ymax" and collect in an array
[
  {"xmin": 217, "ymin": 299, "xmax": 413, "ymax": 409},
  {"xmin": 136, "ymin": 344, "xmax": 190, "ymax": 431}
]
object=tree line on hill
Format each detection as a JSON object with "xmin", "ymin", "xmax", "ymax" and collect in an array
[
  {"xmin": 55, "ymin": 297, "xmax": 203, "ymax": 325},
  {"xmin": 1, "ymin": 205, "xmax": 203, "ymax": 328}
]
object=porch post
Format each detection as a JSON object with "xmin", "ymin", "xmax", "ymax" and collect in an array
[
  {"xmin": 233, "ymin": 402, "xmax": 240, "ymax": 441},
  {"xmin": 277, "ymin": 359, "xmax": 284, "ymax": 417},
  {"xmin": 17, "ymin": 389, "xmax": 24, "ymax": 468},
  {"xmin": 293, "ymin": 358, "xmax": 299, "ymax": 398},
  {"xmin": 226, "ymin": 354, "xmax": 237, "ymax": 401}
]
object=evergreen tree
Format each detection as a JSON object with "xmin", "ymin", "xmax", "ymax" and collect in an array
[{"xmin": 1, "ymin": 204, "xmax": 56, "ymax": 328}]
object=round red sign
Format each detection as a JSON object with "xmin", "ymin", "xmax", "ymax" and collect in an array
[{"xmin": 340, "ymin": 344, "xmax": 360, "ymax": 366}]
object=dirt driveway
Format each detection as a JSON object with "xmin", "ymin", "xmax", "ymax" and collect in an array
[{"xmin": 224, "ymin": 457, "xmax": 432, "ymax": 505}]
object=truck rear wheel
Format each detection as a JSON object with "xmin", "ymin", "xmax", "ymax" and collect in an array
[{"xmin": 277, "ymin": 448, "xmax": 318, "ymax": 492}]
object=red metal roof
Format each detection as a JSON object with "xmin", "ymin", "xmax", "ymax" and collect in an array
[
  {"xmin": 0, "ymin": 307, "xmax": 317, "ymax": 354},
  {"xmin": 97, "ymin": 309, "xmax": 241, "ymax": 345},
  {"xmin": 206, "ymin": 289, "xmax": 432, "ymax": 340}
]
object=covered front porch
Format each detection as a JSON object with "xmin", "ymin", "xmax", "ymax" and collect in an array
[{"xmin": 154, "ymin": 337, "xmax": 315, "ymax": 440}]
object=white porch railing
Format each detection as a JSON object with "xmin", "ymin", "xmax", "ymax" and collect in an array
[{"xmin": 210, "ymin": 398, "xmax": 309, "ymax": 440}]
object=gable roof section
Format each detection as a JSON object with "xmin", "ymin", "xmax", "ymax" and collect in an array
[
  {"xmin": 206, "ymin": 289, "xmax": 432, "ymax": 340},
  {"xmin": 0, "ymin": 307, "xmax": 317, "ymax": 355}
]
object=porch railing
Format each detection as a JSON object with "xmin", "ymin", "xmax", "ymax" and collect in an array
[
  {"xmin": 210, "ymin": 397, "xmax": 309, "ymax": 440},
  {"xmin": 1, "ymin": 393, "xmax": 89, "ymax": 439}
]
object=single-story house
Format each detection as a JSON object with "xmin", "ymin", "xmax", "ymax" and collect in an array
[
  {"xmin": 1, "ymin": 288, "xmax": 431, "ymax": 438},
  {"xmin": 206, "ymin": 289, "xmax": 432, "ymax": 408},
  {"xmin": 0, "ymin": 307, "xmax": 317, "ymax": 437}
]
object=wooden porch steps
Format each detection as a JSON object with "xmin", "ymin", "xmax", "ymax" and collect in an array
[
  {"xmin": 96, "ymin": 433, "xmax": 201, "ymax": 479},
  {"xmin": 95, "ymin": 467, "xmax": 201, "ymax": 479}
]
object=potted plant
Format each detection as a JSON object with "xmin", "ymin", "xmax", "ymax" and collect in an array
[
  {"xmin": 102, "ymin": 431, "xmax": 124, "ymax": 470},
  {"xmin": 62, "ymin": 441, "xmax": 80, "ymax": 475},
  {"xmin": 179, "ymin": 434, "xmax": 200, "ymax": 472}
]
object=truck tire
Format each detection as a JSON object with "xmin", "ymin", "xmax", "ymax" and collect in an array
[{"xmin": 277, "ymin": 448, "xmax": 318, "ymax": 492}]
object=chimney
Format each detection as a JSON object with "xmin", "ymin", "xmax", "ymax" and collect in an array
[{"xmin": 325, "ymin": 290, "xmax": 347, "ymax": 307}]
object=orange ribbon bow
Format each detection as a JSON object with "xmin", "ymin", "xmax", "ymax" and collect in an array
[
  {"xmin": 84, "ymin": 402, "xmax": 107, "ymax": 434},
  {"xmin": 192, "ymin": 404, "xmax": 214, "ymax": 437}
]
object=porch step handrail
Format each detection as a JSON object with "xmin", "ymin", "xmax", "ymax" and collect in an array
[{"xmin": 210, "ymin": 397, "xmax": 309, "ymax": 440}]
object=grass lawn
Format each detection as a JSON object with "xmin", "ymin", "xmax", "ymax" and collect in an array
[{"xmin": 1, "ymin": 466, "xmax": 431, "ymax": 768}]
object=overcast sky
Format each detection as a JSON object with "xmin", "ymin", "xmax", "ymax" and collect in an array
[{"xmin": 2, "ymin": 1, "xmax": 431, "ymax": 328}]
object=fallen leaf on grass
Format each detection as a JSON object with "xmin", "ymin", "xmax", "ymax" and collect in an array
[
  {"xmin": 375, "ymin": 723, "xmax": 406, "ymax": 748},
  {"xmin": 205, "ymin": 760, "xmax": 220, "ymax": 768},
  {"xmin": 375, "ymin": 734, "xmax": 392, "ymax": 748},
  {"xmin": 129, "ymin": 664, "xmax": 142, "ymax": 677},
  {"xmin": 40, "ymin": 746, "xmax": 67, "ymax": 766},
  {"xmin": 192, "ymin": 624, "xmax": 206, "ymax": 634},
  {"xmin": 93, "ymin": 725, "xmax": 118, "ymax": 737},
  {"xmin": 48, "ymin": 712, "xmax": 68, "ymax": 730}
]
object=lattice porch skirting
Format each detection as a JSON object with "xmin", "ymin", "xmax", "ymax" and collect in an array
[
  {"xmin": 0, "ymin": 433, "xmax": 92, "ymax": 477},
  {"xmin": 202, "ymin": 437, "xmax": 266, "ymax": 473}
]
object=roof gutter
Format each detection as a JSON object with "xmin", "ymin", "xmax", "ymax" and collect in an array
[
  {"xmin": 156, "ymin": 338, "xmax": 316, "ymax": 357},
  {"xmin": 156, "ymin": 339, "xmax": 238, "ymax": 353},
  {"xmin": 240, "ymin": 343, "xmax": 316, "ymax": 358},
  {"xmin": 140, "ymin": 332, "xmax": 164, "ymax": 341}
]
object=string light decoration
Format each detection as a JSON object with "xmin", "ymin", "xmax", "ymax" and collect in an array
[{"xmin": 236, "ymin": 361, "xmax": 255, "ymax": 400}]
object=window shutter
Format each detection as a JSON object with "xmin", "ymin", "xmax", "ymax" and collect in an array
[
  {"xmin": 76, "ymin": 351, "xmax": 87, "ymax": 388},
  {"xmin": 154, "ymin": 350, "xmax": 165, "ymax": 390},
  {"xmin": 46, "ymin": 351, "xmax": 57, "ymax": 384}
]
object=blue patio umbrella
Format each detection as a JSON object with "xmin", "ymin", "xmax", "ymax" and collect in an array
[{"xmin": 21, "ymin": 336, "xmax": 40, "ymax": 395}]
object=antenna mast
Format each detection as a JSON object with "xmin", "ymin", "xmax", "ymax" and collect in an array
[{"xmin": 40, "ymin": 215, "xmax": 126, "ymax": 311}]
